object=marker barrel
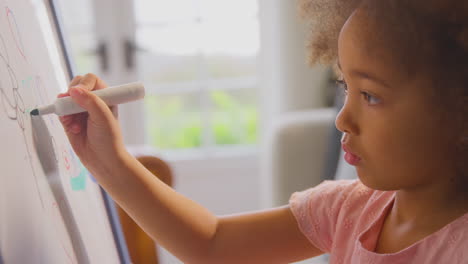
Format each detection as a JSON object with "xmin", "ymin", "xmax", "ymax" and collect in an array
[{"xmin": 37, "ymin": 82, "xmax": 145, "ymax": 116}]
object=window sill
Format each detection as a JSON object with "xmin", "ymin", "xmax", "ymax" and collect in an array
[{"xmin": 126, "ymin": 144, "xmax": 259, "ymax": 162}]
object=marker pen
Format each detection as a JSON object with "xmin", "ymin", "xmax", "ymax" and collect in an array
[{"xmin": 30, "ymin": 82, "xmax": 145, "ymax": 116}]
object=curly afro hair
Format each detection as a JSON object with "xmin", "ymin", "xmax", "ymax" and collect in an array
[{"xmin": 298, "ymin": 0, "xmax": 468, "ymax": 177}]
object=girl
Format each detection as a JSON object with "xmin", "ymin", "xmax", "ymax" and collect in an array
[{"xmin": 57, "ymin": 0, "xmax": 468, "ymax": 263}]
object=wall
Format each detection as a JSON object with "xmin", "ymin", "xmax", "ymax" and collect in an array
[
  {"xmin": 153, "ymin": 152, "xmax": 260, "ymax": 263},
  {"xmin": 169, "ymin": 152, "xmax": 261, "ymax": 215},
  {"xmin": 258, "ymin": 0, "xmax": 333, "ymax": 208}
]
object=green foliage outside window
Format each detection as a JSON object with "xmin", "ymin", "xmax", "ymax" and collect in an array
[
  {"xmin": 146, "ymin": 89, "xmax": 257, "ymax": 149},
  {"xmin": 210, "ymin": 90, "xmax": 257, "ymax": 145}
]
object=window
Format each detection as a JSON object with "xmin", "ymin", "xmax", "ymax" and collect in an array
[
  {"xmin": 135, "ymin": 0, "xmax": 260, "ymax": 150},
  {"xmin": 55, "ymin": 0, "xmax": 98, "ymax": 75}
]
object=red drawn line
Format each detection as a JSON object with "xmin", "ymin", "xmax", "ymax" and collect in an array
[
  {"xmin": 62, "ymin": 147, "xmax": 71, "ymax": 171},
  {"xmin": 5, "ymin": 7, "xmax": 26, "ymax": 60}
]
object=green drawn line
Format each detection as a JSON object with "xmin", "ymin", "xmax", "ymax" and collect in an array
[
  {"xmin": 22, "ymin": 76, "xmax": 33, "ymax": 86},
  {"xmin": 71, "ymin": 165, "xmax": 87, "ymax": 191}
]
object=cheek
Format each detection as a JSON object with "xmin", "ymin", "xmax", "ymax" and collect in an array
[{"xmin": 359, "ymin": 109, "xmax": 438, "ymax": 186}]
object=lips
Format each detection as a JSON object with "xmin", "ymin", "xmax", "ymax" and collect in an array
[{"xmin": 342, "ymin": 144, "xmax": 361, "ymax": 166}]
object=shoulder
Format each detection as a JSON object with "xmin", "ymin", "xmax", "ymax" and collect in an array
[
  {"xmin": 288, "ymin": 179, "xmax": 385, "ymax": 252},
  {"xmin": 290, "ymin": 179, "xmax": 374, "ymax": 210},
  {"xmin": 425, "ymin": 212, "xmax": 468, "ymax": 259}
]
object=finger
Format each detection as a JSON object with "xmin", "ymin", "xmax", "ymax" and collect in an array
[
  {"xmin": 59, "ymin": 115, "xmax": 77, "ymax": 132},
  {"xmin": 59, "ymin": 115, "xmax": 73, "ymax": 124},
  {"xmin": 71, "ymin": 123, "xmax": 82, "ymax": 134},
  {"xmin": 57, "ymin": 92, "xmax": 69, "ymax": 98},
  {"xmin": 69, "ymin": 75, "xmax": 83, "ymax": 88},
  {"xmin": 60, "ymin": 116, "xmax": 75, "ymax": 133},
  {"xmin": 63, "ymin": 122, "xmax": 82, "ymax": 135},
  {"xmin": 65, "ymin": 75, "xmax": 83, "ymax": 94},
  {"xmin": 72, "ymin": 73, "xmax": 107, "ymax": 92},
  {"xmin": 69, "ymin": 87, "xmax": 115, "ymax": 126},
  {"xmin": 110, "ymin": 105, "xmax": 119, "ymax": 119},
  {"xmin": 60, "ymin": 112, "xmax": 87, "ymax": 136}
]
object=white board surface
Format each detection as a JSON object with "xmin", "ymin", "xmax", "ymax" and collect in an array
[{"xmin": 0, "ymin": 0, "xmax": 121, "ymax": 263}]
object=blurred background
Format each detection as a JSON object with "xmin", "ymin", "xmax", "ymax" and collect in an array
[{"xmin": 55, "ymin": 0, "xmax": 349, "ymax": 263}]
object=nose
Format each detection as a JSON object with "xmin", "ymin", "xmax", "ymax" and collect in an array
[{"xmin": 335, "ymin": 99, "xmax": 359, "ymax": 136}]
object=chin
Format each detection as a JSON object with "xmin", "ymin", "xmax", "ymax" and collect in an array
[{"xmin": 356, "ymin": 167, "xmax": 398, "ymax": 191}]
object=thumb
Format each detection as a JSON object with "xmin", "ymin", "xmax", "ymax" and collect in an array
[{"xmin": 69, "ymin": 86, "xmax": 115, "ymax": 124}]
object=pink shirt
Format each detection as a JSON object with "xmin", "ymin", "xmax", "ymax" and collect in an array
[{"xmin": 289, "ymin": 180, "xmax": 468, "ymax": 263}]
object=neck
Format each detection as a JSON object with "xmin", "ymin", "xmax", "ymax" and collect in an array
[{"xmin": 392, "ymin": 174, "xmax": 468, "ymax": 228}]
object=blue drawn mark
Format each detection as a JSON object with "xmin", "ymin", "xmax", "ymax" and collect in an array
[
  {"xmin": 88, "ymin": 172, "xmax": 97, "ymax": 183},
  {"xmin": 68, "ymin": 147, "xmax": 77, "ymax": 163}
]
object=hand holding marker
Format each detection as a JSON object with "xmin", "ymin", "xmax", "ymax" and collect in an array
[{"xmin": 30, "ymin": 82, "xmax": 145, "ymax": 116}]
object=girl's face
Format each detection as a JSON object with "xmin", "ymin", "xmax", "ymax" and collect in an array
[{"xmin": 335, "ymin": 9, "xmax": 457, "ymax": 191}]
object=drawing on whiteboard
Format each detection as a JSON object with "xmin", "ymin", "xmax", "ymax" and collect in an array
[
  {"xmin": 66, "ymin": 146, "xmax": 90, "ymax": 191},
  {"xmin": 0, "ymin": 34, "xmax": 25, "ymax": 129},
  {"xmin": 5, "ymin": 7, "xmax": 26, "ymax": 60},
  {"xmin": 71, "ymin": 164, "xmax": 88, "ymax": 191},
  {"xmin": 61, "ymin": 146, "xmax": 72, "ymax": 171},
  {"xmin": 0, "ymin": 29, "xmax": 46, "ymax": 207}
]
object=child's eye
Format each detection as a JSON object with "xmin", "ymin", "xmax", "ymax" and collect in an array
[
  {"xmin": 335, "ymin": 79, "xmax": 348, "ymax": 94},
  {"xmin": 335, "ymin": 78, "xmax": 381, "ymax": 106},
  {"xmin": 361, "ymin": 91, "xmax": 381, "ymax": 105}
]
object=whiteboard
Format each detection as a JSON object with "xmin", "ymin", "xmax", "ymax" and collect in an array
[{"xmin": 0, "ymin": 0, "xmax": 123, "ymax": 263}]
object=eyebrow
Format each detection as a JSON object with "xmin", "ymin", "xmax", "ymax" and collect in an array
[{"xmin": 337, "ymin": 61, "xmax": 391, "ymax": 89}]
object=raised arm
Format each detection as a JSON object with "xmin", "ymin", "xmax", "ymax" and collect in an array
[
  {"xmin": 58, "ymin": 73, "xmax": 323, "ymax": 263},
  {"xmin": 100, "ymin": 151, "xmax": 322, "ymax": 263}
]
